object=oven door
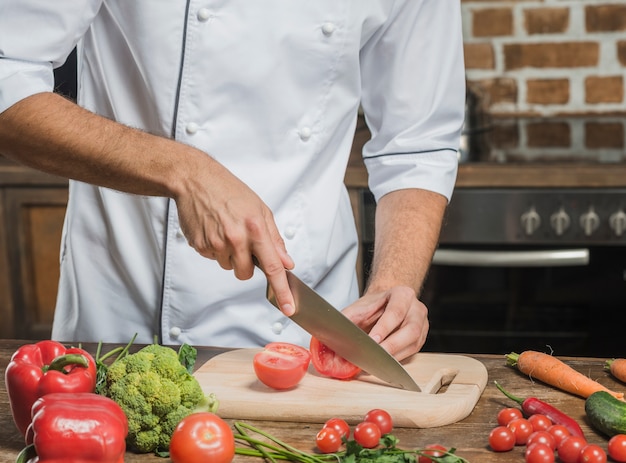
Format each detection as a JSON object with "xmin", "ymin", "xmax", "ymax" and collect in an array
[{"xmin": 420, "ymin": 244, "xmax": 626, "ymax": 357}]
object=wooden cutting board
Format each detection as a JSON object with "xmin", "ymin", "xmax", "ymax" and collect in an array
[{"xmin": 194, "ymin": 349, "xmax": 488, "ymax": 428}]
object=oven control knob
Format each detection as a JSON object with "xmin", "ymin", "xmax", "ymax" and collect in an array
[
  {"xmin": 520, "ymin": 206, "xmax": 541, "ymax": 236},
  {"xmin": 550, "ymin": 207, "xmax": 570, "ymax": 236},
  {"xmin": 580, "ymin": 207, "xmax": 600, "ymax": 236},
  {"xmin": 609, "ymin": 209, "xmax": 626, "ymax": 237}
]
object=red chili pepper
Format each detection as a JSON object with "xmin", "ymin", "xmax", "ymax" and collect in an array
[
  {"xmin": 4, "ymin": 340, "xmax": 97, "ymax": 436},
  {"xmin": 495, "ymin": 381, "xmax": 585, "ymax": 438},
  {"xmin": 18, "ymin": 392, "xmax": 128, "ymax": 463}
]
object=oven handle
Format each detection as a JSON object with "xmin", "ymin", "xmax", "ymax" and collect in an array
[{"xmin": 432, "ymin": 248, "xmax": 590, "ymax": 267}]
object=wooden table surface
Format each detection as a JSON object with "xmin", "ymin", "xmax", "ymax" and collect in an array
[{"xmin": 0, "ymin": 339, "xmax": 621, "ymax": 463}]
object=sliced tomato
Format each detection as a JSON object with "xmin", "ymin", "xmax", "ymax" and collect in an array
[
  {"xmin": 309, "ymin": 337, "xmax": 361, "ymax": 380},
  {"xmin": 253, "ymin": 342, "xmax": 311, "ymax": 390}
]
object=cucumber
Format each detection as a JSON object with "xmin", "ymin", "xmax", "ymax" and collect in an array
[{"xmin": 585, "ymin": 391, "xmax": 626, "ymax": 437}]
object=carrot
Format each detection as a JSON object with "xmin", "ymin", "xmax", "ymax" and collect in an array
[
  {"xmin": 605, "ymin": 358, "xmax": 626, "ymax": 383},
  {"xmin": 506, "ymin": 351, "xmax": 624, "ymax": 400}
]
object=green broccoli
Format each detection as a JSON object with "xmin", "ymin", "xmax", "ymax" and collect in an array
[{"xmin": 100, "ymin": 343, "xmax": 218, "ymax": 454}]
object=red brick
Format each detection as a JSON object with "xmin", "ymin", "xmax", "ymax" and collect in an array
[
  {"xmin": 525, "ymin": 8, "xmax": 569, "ymax": 35},
  {"xmin": 504, "ymin": 42, "xmax": 599, "ymax": 70},
  {"xmin": 527, "ymin": 122, "xmax": 571, "ymax": 148},
  {"xmin": 585, "ymin": 76, "xmax": 624, "ymax": 104},
  {"xmin": 469, "ymin": 78, "xmax": 518, "ymax": 106},
  {"xmin": 585, "ymin": 122, "xmax": 624, "ymax": 149},
  {"xmin": 464, "ymin": 43, "xmax": 495, "ymax": 69},
  {"xmin": 586, "ymin": 5, "xmax": 626, "ymax": 32},
  {"xmin": 618, "ymin": 41, "xmax": 626, "ymax": 67},
  {"xmin": 526, "ymin": 79, "xmax": 570, "ymax": 105},
  {"xmin": 472, "ymin": 8, "xmax": 514, "ymax": 37}
]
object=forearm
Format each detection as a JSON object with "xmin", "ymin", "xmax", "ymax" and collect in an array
[
  {"xmin": 365, "ymin": 188, "xmax": 447, "ymax": 296},
  {"xmin": 0, "ymin": 92, "xmax": 208, "ymax": 199}
]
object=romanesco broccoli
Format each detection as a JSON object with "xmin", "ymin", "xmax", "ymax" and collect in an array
[{"xmin": 101, "ymin": 343, "xmax": 218, "ymax": 454}]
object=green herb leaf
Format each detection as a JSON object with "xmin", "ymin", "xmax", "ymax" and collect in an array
[{"xmin": 178, "ymin": 343, "xmax": 198, "ymax": 374}]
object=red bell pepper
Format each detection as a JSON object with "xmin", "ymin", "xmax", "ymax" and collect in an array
[
  {"xmin": 19, "ymin": 392, "xmax": 128, "ymax": 463},
  {"xmin": 4, "ymin": 340, "xmax": 97, "ymax": 436}
]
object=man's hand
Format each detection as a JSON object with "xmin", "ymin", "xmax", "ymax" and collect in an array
[
  {"xmin": 341, "ymin": 287, "xmax": 428, "ymax": 361},
  {"xmin": 172, "ymin": 157, "xmax": 297, "ymax": 316},
  {"xmin": 343, "ymin": 188, "xmax": 447, "ymax": 360},
  {"xmin": 0, "ymin": 92, "xmax": 298, "ymax": 316}
]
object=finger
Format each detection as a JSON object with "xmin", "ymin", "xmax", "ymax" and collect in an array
[{"xmin": 258, "ymin": 255, "xmax": 295, "ymax": 316}]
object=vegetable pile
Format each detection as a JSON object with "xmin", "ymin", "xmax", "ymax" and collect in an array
[
  {"xmin": 98, "ymin": 342, "xmax": 218, "ymax": 453},
  {"xmin": 234, "ymin": 409, "xmax": 469, "ymax": 463},
  {"xmin": 492, "ymin": 350, "xmax": 626, "ymax": 463}
]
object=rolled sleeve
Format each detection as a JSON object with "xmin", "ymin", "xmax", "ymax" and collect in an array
[
  {"xmin": 0, "ymin": 0, "xmax": 102, "ymax": 113},
  {"xmin": 359, "ymin": 0, "xmax": 465, "ymax": 203},
  {"xmin": 0, "ymin": 58, "xmax": 54, "ymax": 113},
  {"xmin": 364, "ymin": 150, "xmax": 458, "ymax": 202}
]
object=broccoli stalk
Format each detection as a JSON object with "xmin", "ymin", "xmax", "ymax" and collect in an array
[{"xmin": 97, "ymin": 340, "xmax": 218, "ymax": 454}]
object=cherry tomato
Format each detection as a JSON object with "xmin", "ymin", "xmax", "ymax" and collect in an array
[
  {"xmin": 169, "ymin": 412, "xmax": 235, "ymax": 463},
  {"xmin": 579, "ymin": 444, "xmax": 607, "ymax": 463},
  {"xmin": 418, "ymin": 444, "xmax": 448, "ymax": 463},
  {"xmin": 324, "ymin": 417, "xmax": 350, "ymax": 440},
  {"xmin": 315, "ymin": 427, "xmax": 342, "ymax": 454},
  {"xmin": 497, "ymin": 407, "xmax": 523, "ymax": 426},
  {"xmin": 507, "ymin": 418, "xmax": 534, "ymax": 445},
  {"xmin": 608, "ymin": 434, "xmax": 626, "ymax": 462},
  {"xmin": 525, "ymin": 443, "xmax": 555, "ymax": 463},
  {"xmin": 354, "ymin": 421, "xmax": 381, "ymax": 449},
  {"xmin": 547, "ymin": 424, "xmax": 571, "ymax": 447},
  {"xmin": 528, "ymin": 414, "xmax": 553, "ymax": 432},
  {"xmin": 253, "ymin": 342, "xmax": 311, "ymax": 390},
  {"xmin": 489, "ymin": 426, "xmax": 516, "ymax": 452},
  {"xmin": 309, "ymin": 337, "xmax": 361, "ymax": 380},
  {"xmin": 364, "ymin": 409, "xmax": 393, "ymax": 435},
  {"xmin": 527, "ymin": 431, "xmax": 557, "ymax": 451},
  {"xmin": 557, "ymin": 435, "xmax": 587, "ymax": 463}
]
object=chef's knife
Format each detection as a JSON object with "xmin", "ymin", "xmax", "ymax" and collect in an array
[{"xmin": 266, "ymin": 270, "xmax": 421, "ymax": 392}]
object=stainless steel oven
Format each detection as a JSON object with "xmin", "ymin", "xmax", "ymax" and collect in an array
[{"xmin": 360, "ymin": 186, "xmax": 626, "ymax": 357}]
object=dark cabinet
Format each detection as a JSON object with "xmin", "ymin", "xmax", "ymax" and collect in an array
[{"xmin": 0, "ymin": 164, "xmax": 67, "ymax": 339}]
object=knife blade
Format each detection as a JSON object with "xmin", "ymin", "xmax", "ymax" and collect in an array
[{"xmin": 266, "ymin": 270, "xmax": 421, "ymax": 392}]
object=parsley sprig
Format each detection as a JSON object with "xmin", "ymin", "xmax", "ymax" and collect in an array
[{"xmin": 234, "ymin": 422, "xmax": 469, "ymax": 463}]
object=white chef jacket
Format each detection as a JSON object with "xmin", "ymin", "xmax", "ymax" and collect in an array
[{"xmin": 0, "ymin": 0, "xmax": 464, "ymax": 348}]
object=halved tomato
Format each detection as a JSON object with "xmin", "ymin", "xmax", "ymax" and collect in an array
[
  {"xmin": 253, "ymin": 342, "xmax": 311, "ymax": 390},
  {"xmin": 309, "ymin": 337, "xmax": 361, "ymax": 380}
]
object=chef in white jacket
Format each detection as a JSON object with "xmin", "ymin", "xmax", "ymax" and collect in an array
[{"xmin": 0, "ymin": 0, "xmax": 464, "ymax": 360}]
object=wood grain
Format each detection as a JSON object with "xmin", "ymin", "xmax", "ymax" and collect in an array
[{"xmin": 194, "ymin": 349, "xmax": 488, "ymax": 428}]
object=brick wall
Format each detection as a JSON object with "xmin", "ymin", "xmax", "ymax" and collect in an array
[
  {"xmin": 462, "ymin": 0, "xmax": 626, "ymax": 116},
  {"xmin": 462, "ymin": 0, "xmax": 626, "ymax": 162}
]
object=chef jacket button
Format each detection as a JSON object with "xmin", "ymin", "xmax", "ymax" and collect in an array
[
  {"xmin": 299, "ymin": 127, "xmax": 312, "ymax": 141},
  {"xmin": 321, "ymin": 22, "xmax": 336, "ymax": 36},
  {"xmin": 169, "ymin": 326, "xmax": 182, "ymax": 338},
  {"xmin": 284, "ymin": 226, "xmax": 296, "ymax": 239},
  {"xmin": 186, "ymin": 122, "xmax": 199, "ymax": 135},
  {"xmin": 271, "ymin": 322, "xmax": 284, "ymax": 334},
  {"xmin": 197, "ymin": 8, "xmax": 212, "ymax": 22}
]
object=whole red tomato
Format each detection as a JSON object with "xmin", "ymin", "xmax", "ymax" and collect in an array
[
  {"xmin": 169, "ymin": 412, "xmax": 235, "ymax": 463},
  {"xmin": 507, "ymin": 418, "xmax": 534, "ymax": 445},
  {"xmin": 354, "ymin": 421, "xmax": 381, "ymax": 449},
  {"xmin": 364, "ymin": 409, "xmax": 393, "ymax": 435},
  {"xmin": 525, "ymin": 442, "xmax": 555, "ymax": 463},
  {"xmin": 579, "ymin": 444, "xmax": 607, "ymax": 463},
  {"xmin": 316, "ymin": 426, "xmax": 343, "ymax": 454},
  {"xmin": 309, "ymin": 337, "xmax": 361, "ymax": 380},
  {"xmin": 557, "ymin": 435, "xmax": 587, "ymax": 463},
  {"xmin": 488, "ymin": 426, "xmax": 516, "ymax": 452},
  {"xmin": 253, "ymin": 342, "xmax": 311, "ymax": 390},
  {"xmin": 497, "ymin": 407, "xmax": 523, "ymax": 426},
  {"xmin": 608, "ymin": 435, "xmax": 626, "ymax": 462},
  {"xmin": 324, "ymin": 417, "xmax": 351, "ymax": 440},
  {"xmin": 418, "ymin": 444, "xmax": 448, "ymax": 463}
]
